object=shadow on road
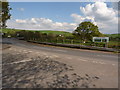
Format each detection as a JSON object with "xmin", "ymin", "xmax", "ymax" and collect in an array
[{"xmin": 2, "ymin": 52, "xmax": 99, "ymax": 88}]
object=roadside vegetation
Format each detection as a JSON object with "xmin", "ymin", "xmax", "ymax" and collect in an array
[{"xmin": 1, "ymin": 27, "xmax": 120, "ymax": 49}]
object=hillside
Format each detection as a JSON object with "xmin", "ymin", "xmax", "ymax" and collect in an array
[
  {"xmin": 1, "ymin": 28, "xmax": 120, "ymax": 39},
  {"xmin": 1, "ymin": 28, "xmax": 73, "ymax": 36}
]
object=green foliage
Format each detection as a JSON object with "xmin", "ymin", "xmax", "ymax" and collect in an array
[
  {"xmin": 73, "ymin": 21, "xmax": 103, "ymax": 42},
  {"xmin": 0, "ymin": 1, "xmax": 11, "ymax": 28},
  {"xmin": 2, "ymin": 28, "xmax": 120, "ymax": 49}
]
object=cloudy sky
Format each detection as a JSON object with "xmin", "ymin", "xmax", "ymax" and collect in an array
[{"xmin": 7, "ymin": 2, "xmax": 119, "ymax": 34}]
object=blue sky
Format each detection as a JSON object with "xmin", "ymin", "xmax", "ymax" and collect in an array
[
  {"xmin": 7, "ymin": 2, "xmax": 118, "ymax": 34},
  {"xmin": 9, "ymin": 2, "xmax": 92, "ymax": 22},
  {"xmin": 9, "ymin": 2, "xmax": 113, "ymax": 22}
]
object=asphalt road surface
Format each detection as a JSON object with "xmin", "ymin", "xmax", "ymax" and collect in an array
[
  {"xmin": 2, "ymin": 38, "xmax": 118, "ymax": 88},
  {"xmin": 3, "ymin": 38, "xmax": 118, "ymax": 61}
]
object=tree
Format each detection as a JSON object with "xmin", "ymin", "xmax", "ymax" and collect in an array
[
  {"xmin": 0, "ymin": 1, "xmax": 11, "ymax": 28},
  {"xmin": 73, "ymin": 21, "xmax": 103, "ymax": 43}
]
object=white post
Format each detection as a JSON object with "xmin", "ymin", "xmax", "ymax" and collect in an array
[{"xmin": 101, "ymin": 39, "xmax": 102, "ymax": 42}]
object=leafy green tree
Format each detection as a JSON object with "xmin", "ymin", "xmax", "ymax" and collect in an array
[
  {"xmin": 73, "ymin": 21, "xmax": 103, "ymax": 43},
  {"xmin": 0, "ymin": 0, "xmax": 11, "ymax": 28}
]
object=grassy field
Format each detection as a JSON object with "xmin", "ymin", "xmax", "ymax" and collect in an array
[
  {"xmin": 105, "ymin": 34, "xmax": 119, "ymax": 38},
  {"xmin": 1, "ymin": 28, "xmax": 21, "ymax": 32},
  {"xmin": 2, "ymin": 28, "xmax": 119, "ymax": 37},
  {"xmin": 39, "ymin": 30, "xmax": 72, "ymax": 36},
  {"xmin": 1, "ymin": 28, "xmax": 72, "ymax": 36}
]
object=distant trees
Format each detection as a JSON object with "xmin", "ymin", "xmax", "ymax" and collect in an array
[
  {"xmin": 73, "ymin": 21, "xmax": 103, "ymax": 43},
  {"xmin": 15, "ymin": 31, "xmax": 58, "ymax": 42},
  {"xmin": 0, "ymin": 1, "xmax": 11, "ymax": 28}
]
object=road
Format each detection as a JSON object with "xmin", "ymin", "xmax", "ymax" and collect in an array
[
  {"xmin": 3, "ymin": 38, "xmax": 118, "ymax": 61},
  {"xmin": 2, "ymin": 38, "xmax": 118, "ymax": 88}
]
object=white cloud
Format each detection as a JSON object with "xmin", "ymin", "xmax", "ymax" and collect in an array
[
  {"xmin": 7, "ymin": 18, "xmax": 77, "ymax": 32},
  {"xmin": 16, "ymin": 19, "xmax": 26, "ymax": 23},
  {"xmin": 71, "ymin": 14, "xmax": 85, "ymax": 23},
  {"xmin": 73, "ymin": 2, "xmax": 118, "ymax": 34},
  {"xmin": 7, "ymin": 2, "xmax": 118, "ymax": 34},
  {"xmin": 71, "ymin": 13, "xmax": 97, "ymax": 25},
  {"xmin": 80, "ymin": 2, "xmax": 117, "ymax": 21}
]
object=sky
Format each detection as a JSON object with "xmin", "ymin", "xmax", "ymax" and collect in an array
[{"xmin": 6, "ymin": 2, "xmax": 119, "ymax": 34}]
